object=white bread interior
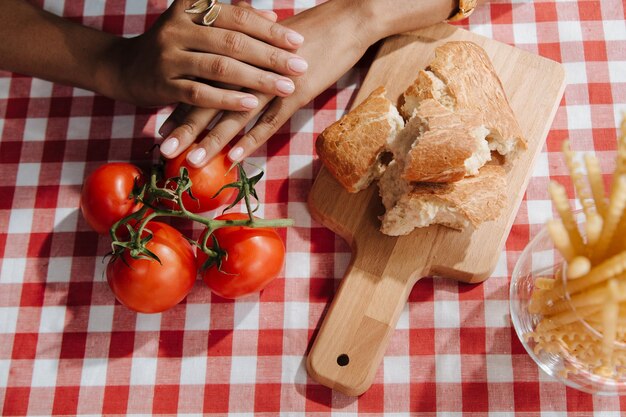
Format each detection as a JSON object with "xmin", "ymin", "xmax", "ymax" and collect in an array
[{"xmin": 379, "ymin": 164, "xmax": 508, "ymax": 236}]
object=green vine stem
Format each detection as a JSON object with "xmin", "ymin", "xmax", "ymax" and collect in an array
[{"xmin": 109, "ymin": 162, "xmax": 293, "ymax": 266}]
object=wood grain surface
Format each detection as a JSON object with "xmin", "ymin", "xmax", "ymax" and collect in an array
[{"xmin": 306, "ymin": 23, "xmax": 567, "ymax": 396}]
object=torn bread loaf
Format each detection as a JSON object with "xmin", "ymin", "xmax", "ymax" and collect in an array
[
  {"xmin": 401, "ymin": 41, "xmax": 526, "ymax": 157},
  {"xmin": 316, "ymin": 87, "xmax": 404, "ymax": 193},
  {"xmin": 391, "ymin": 99, "xmax": 491, "ymax": 183},
  {"xmin": 379, "ymin": 164, "xmax": 508, "ymax": 235},
  {"xmin": 315, "ymin": 41, "xmax": 517, "ymax": 234}
]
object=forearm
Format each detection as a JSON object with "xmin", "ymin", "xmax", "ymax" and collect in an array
[
  {"xmin": 0, "ymin": 0, "xmax": 121, "ymax": 97},
  {"xmin": 346, "ymin": 0, "xmax": 458, "ymax": 45},
  {"xmin": 379, "ymin": 0, "xmax": 457, "ymax": 37}
]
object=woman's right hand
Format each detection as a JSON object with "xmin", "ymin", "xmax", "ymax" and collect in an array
[{"xmin": 105, "ymin": 0, "xmax": 308, "ymax": 110}]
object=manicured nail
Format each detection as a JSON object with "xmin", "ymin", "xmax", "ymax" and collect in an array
[
  {"xmin": 286, "ymin": 31, "xmax": 304, "ymax": 46},
  {"xmin": 228, "ymin": 146, "xmax": 244, "ymax": 162},
  {"xmin": 158, "ymin": 120, "xmax": 176, "ymax": 138},
  {"xmin": 187, "ymin": 147, "xmax": 207, "ymax": 165},
  {"xmin": 160, "ymin": 137, "xmax": 179, "ymax": 156},
  {"xmin": 287, "ymin": 57, "xmax": 308, "ymax": 73},
  {"xmin": 276, "ymin": 79, "xmax": 295, "ymax": 95},
  {"xmin": 241, "ymin": 96, "xmax": 259, "ymax": 109}
]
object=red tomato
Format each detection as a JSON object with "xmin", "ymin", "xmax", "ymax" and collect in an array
[
  {"xmin": 164, "ymin": 145, "xmax": 237, "ymax": 213},
  {"xmin": 80, "ymin": 162, "xmax": 144, "ymax": 235},
  {"xmin": 106, "ymin": 222, "xmax": 197, "ymax": 313},
  {"xmin": 198, "ymin": 213, "xmax": 286, "ymax": 299}
]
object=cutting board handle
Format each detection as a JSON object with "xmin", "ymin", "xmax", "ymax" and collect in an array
[{"xmin": 306, "ymin": 261, "xmax": 424, "ymax": 396}]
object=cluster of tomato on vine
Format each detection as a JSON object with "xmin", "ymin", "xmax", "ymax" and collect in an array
[{"xmin": 80, "ymin": 147, "xmax": 292, "ymax": 313}]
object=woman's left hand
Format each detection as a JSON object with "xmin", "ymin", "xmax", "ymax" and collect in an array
[{"xmin": 159, "ymin": 0, "xmax": 379, "ymax": 166}]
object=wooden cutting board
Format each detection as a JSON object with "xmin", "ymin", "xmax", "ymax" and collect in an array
[{"xmin": 306, "ymin": 23, "xmax": 566, "ymax": 396}]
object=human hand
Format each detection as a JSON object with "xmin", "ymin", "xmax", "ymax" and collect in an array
[
  {"xmin": 105, "ymin": 0, "xmax": 308, "ymax": 110},
  {"xmin": 159, "ymin": 0, "xmax": 377, "ymax": 165}
]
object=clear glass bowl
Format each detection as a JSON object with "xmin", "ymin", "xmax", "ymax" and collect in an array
[{"xmin": 510, "ymin": 223, "xmax": 626, "ymax": 395}]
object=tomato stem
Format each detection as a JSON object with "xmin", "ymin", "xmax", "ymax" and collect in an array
[{"xmin": 109, "ymin": 161, "xmax": 293, "ymax": 265}]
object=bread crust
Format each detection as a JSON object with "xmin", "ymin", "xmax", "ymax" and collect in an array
[
  {"xmin": 408, "ymin": 165, "xmax": 507, "ymax": 227},
  {"xmin": 379, "ymin": 164, "xmax": 507, "ymax": 235},
  {"xmin": 402, "ymin": 99, "xmax": 488, "ymax": 183},
  {"xmin": 316, "ymin": 87, "xmax": 402, "ymax": 193},
  {"xmin": 402, "ymin": 41, "xmax": 526, "ymax": 154}
]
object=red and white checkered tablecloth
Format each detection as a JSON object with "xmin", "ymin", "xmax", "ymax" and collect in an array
[{"xmin": 1, "ymin": 0, "xmax": 625, "ymax": 415}]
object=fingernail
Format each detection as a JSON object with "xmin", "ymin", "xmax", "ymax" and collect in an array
[
  {"xmin": 287, "ymin": 57, "xmax": 308, "ymax": 73},
  {"xmin": 228, "ymin": 146, "xmax": 244, "ymax": 162},
  {"xmin": 158, "ymin": 120, "xmax": 176, "ymax": 138},
  {"xmin": 276, "ymin": 79, "xmax": 295, "ymax": 95},
  {"xmin": 160, "ymin": 137, "xmax": 179, "ymax": 156},
  {"xmin": 286, "ymin": 31, "xmax": 304, "ymax": 46},
  {"xmin": 187, "ymin": 147, "xmax": 207, "ymax": 165},
  {"xmin": 241, "ymin": 96, "xmax": 259, "ymax": 109}
]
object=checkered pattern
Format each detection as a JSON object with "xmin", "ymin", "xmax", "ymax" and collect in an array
[{"xmin": 1, "ymin": 0, "xmax": 625, "ymax": 415}]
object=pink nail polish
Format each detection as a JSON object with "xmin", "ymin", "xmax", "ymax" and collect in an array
[
  {"xmin": 286, "ymin": 31, "xmax": 304, "ymax": 46},
  {"xmin": 287, "ymin": 57, "xmax": 308, "ymax": 73},
  {"xmin": 228, "ymin": 147, "xmax": 244, "ymax": 162},
  {"xmin": 187, "ymin": 148, "xmax": 207, "ymax": 165},
  {"xmin": 276, "ymin": 79, "xmax": 295, "ymax": 95},
  {"xmin": 160, "ymin": 137, "xmax": 179, "ymax": 156},
  {"xmin": 241, "ymin": 97, "xmax": 259, "ymax": 109}
]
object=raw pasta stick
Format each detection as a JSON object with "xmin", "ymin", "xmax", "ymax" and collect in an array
[
  {"xmin": 548, "ymin": 182, "xmax": 585, "ymax": 256},
  {"xmin": 562, "ymin": 141, "xmax": 595, "ymax": 219},
  {"xmin": 542, "ymin": 252, "xmax": 626, "ymax": 303},
  {"xmin": 536, "ymin": 304, "xmax": 603, "ymax": 332},
  {"xmin": 586, "ymin": 312, "xmax": 626, "ymax": 327},
  {"xmin": 547, "ymin": 220, "xmax": 576, "ymax": 262},
  {"xmin": 542, "ymin": 282, "xmax": 606, "ymax": 315},
  {"xmin": 601, "ymin": 280, "xmax": 619, "ymax": 369},
  {"xmin": 567, "ymin": 256, "xmax": 591, "ymax": 279},
  {"xmin": 607, "ymin": 213, "xmax": 626, "ymax": 256},
  {"xmin": 566, "ymin": 258, "xmax": 626, "ymax": 297},
  {"xmin": 593, "ymin": 175, "xmax": 626, "ymax": 261},
  {"xmin": 604, "ymin": 120, "xmax": 626, "ymax": 255},
  {"xmin": 585, "ymin": 154, "xmax": 607, "ymax": 218},
  {"xmin": 588, "ymin": 303, "xmax": 626, "ymax": 324},
  {"xmin": 585, "ymin": 212, "xmax": 603, "ymax": 250},
  {"xmin": 541, "ymin": 278, "xmax": 626, "ymax": 316},
  {"xmin": 613, "ymin": 125, "xmax": 626, "ymax": 179}
]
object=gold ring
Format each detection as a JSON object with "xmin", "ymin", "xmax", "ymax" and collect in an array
[
  {"xmin": 446, "ymin": 0, "xmax": 477, "ymax": 22},
  {"xmin": 185, "ymin": 0, "xmax": 222, "ymax": 26}
]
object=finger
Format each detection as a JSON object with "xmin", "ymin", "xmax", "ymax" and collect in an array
[
  {"xmin": 171, "ymin": 80, "xmax": 260, "ymax": 111},
  {"xmin": 159, "ymin": 103, "xmax": 191, "ymax": 138},
  {"xmin": 236, "ymin": 2, "xmax": 278, "ymax": 22},
  {"xmin": 187, "ymin": 93, "xmax": 275, "ymax": 167},
  {"xmin": 160, "ymin": 106, "xmax": 221, "ymax": 159},
  {"xmin": 184, "ymin": 53, "xmax": 295, "ymax": 97},
  {"xmin": 183, "ymin": 27, "xmax": 308, "ymax": 76},
  {"xmin": 229, "ymin": 97, "xmax": 295, "ymax": 162},
  {"xmin": 214, "ymin": 3, "xmax": 303, "ymax": 49}
]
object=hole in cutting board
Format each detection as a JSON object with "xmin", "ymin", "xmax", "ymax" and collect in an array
[{"xmin": 337, "ymin": 354, "xmax": 349, "ymax": 366}]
